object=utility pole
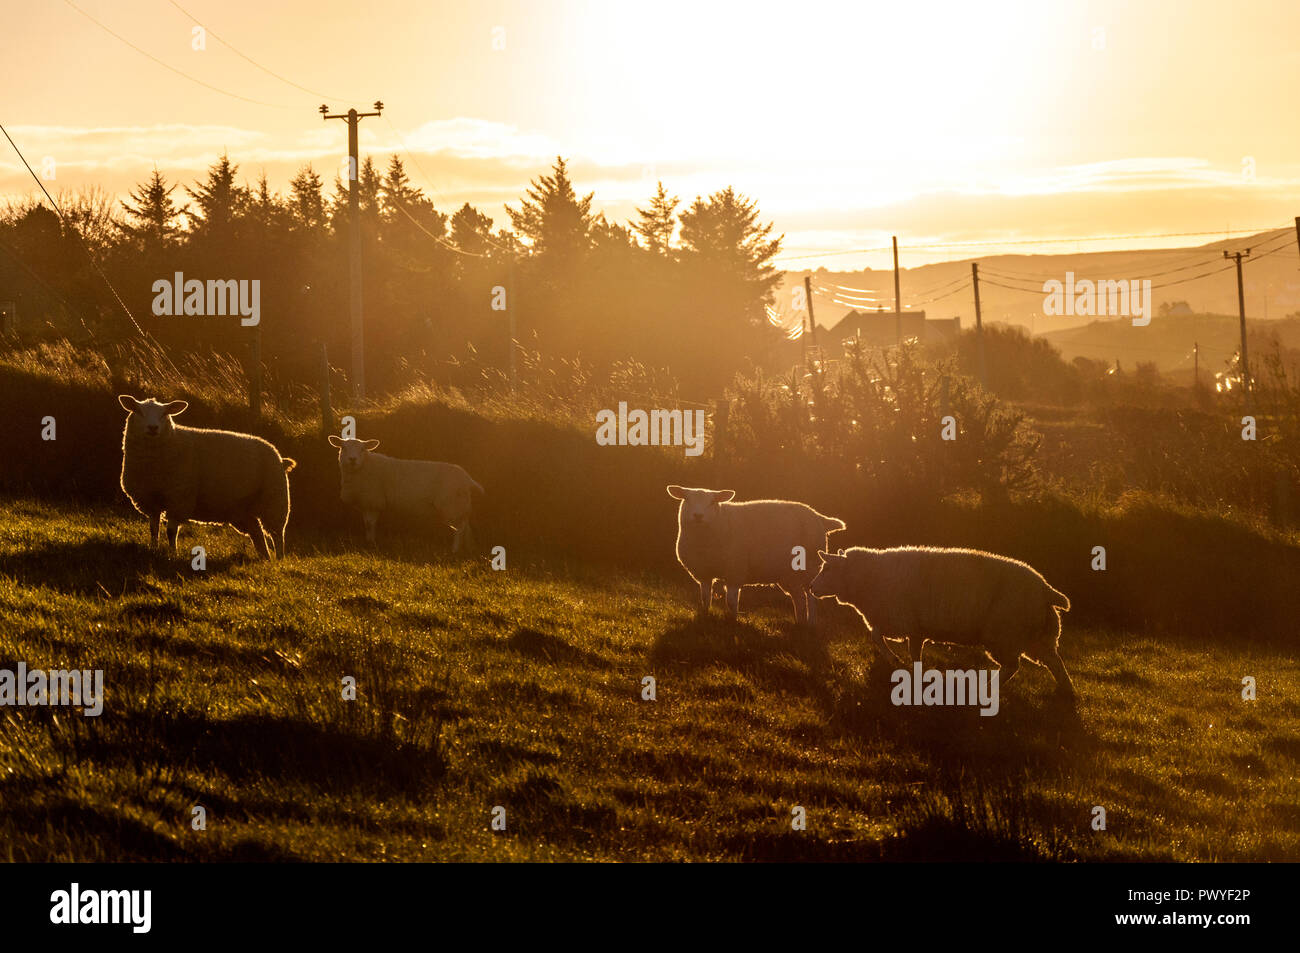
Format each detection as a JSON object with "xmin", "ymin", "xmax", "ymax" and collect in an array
[
  {"xmin": 803, "ymin": 274, "xmax": 821, "ymax": 362},
  {"xmin": 971, "ymin": 262, "xmax": 986, "ymax": 388},
  {"xmin": 892, "ymin": 235, "xmax": 901, "ymax": 346},
  {"xmin": 1193, "ymin": 340, "xmax": 1199, "ymax": 389},
  {"xmin": 322, "ymin": 101, "xmax": 383, "ymax": 400},
  {"xmin": 507, "ymin": 259, "xmax": 518, "ymax": 391},
  {"xmin": 1224, "ymin": 248, "xmax": 1251, "ymax": 407}
]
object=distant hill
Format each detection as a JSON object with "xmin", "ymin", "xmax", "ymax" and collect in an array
[
  {"xmin": 1037, "ymin": 314, "xmax": 1300, "ymax": 378},
  {"xmin": 782, "ymin": 228, "xmax": 1300, "ymax": 345}
]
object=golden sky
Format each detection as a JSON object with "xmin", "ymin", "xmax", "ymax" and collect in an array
[{"xmin": 4, "ymin": 0, "xmax": 1300, "ymax": 269}]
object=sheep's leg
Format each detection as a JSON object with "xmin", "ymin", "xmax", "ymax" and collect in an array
[
  {"xmin": 784, "ymin": 586, "xmax": 806, "ymax": 624},
  {"xmin": 724, "ymin": 585, "xmax": 740, "ymax": 620},
  {"xmin": 248, "ymin": 521, "xmax": 273, "ymax": 560},
  {"xmin": 149, "ymin": 512, "xmax": 161, "ymax": 548},
  {"xmin": 451, "ymin": 517, "xmax": 474, "ymax": 555},
  {"xmin": 909, "ymin": 635, "xmax": 926, "ymax": 666},
  {"xmin": 362, "ymin": 511, "xmax": 379, "ymax": 545},
  {"xmin": 805, "ymin": 589, "xmax": 818, "ymax": 626},
  {"xmin": 871, "ymin": 628, "xmax": 905, "ymax": 666},
  {"xmin": 1041, "ymin": 647, "xmax": 1075, "ymax": 699},
  {"xmin": 696, "ymin": 578, "xmax": 712, "ymax": 616},
  {"xmin": 995, "ymin": 650, "xmax": 1021, "ymax": 685},
  {"xmin": 166, "ymin": 519, "xmax": 185, "ymax": 553}
]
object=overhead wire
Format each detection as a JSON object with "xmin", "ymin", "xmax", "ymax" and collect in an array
[
  {"xmin": 62, "ymin": 0, "xmax": 290, "ymax": 108},
  {"xmin": 0, "ymin": 121, "xmax": 180, "ymax": 371}
]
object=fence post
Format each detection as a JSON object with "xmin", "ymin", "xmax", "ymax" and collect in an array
[
  {"xmin": 319, "ymin": 342, "xmax": 333, "ymax": 436},
  {"xmin": 248, "ymin": 325, "xmax": 262, "ymax": 417},
  {"xmin": 712, "ymin": 398, "xmax": 728, "ymax": 481},
  {"xmin": 1277, "ymin": 470, "xmax": 1292, "ymax": 529}
]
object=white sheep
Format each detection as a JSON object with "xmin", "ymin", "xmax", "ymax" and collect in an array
[
  {"xmin": 666, "ymin": 485, "xmax": 846, "ymax": 624},
  {"xmin": 810, "ymin": 546, "xmax": 1075, "ymax": 698},
  {"xmin": 328, "ymin": 436, "xmax": 483, "ymax": 552},
  {"xmin": 118, "ymin": 395, "xmax": 296, "ymax": 559}
]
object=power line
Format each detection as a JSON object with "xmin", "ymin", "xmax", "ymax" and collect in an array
[
  {"xmin": 381, "ymin": 115, "xmax": 516, "ymax": 257},
  {"xmin": 1243, "ymin": 237, "xmax": 1298, "ymax": 265},
  {"xmin": 1149, "ymin": 264, "xmax": 1237, "ymax": 290},
  {"xmin": 904, "ymin": 273, "xmax": 970, "ymax": 299},
  {"xmin": 62, "ymin": 0, "xmax": 289, "ymax": 108},
  {"xmin": 905, "ymin": 280, "xmax": 971, "ymax": 307},
  {"xmin": 0, "ymin": 121, "xmax": 178, "ymax": 370},
  {"xmin": 165, "ymin": 0, "xmax": 358, "ymax": 104},
  {"xmin": 775, "ymin": 224, "xmax": 1292, "ymax": 264},
  {"xmin": 389, "ymin": 198, "xmax": 487, "ymax": 258}
]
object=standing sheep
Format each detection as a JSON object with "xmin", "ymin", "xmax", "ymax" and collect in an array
[
  {"xmin": 810, "ymin": 546, "xmax": 1075, "ymax": 698},
  {"xmin": 328, "ymin": 436, "xmax": 483, "ymax": 553},
  {"xmin": 666, "ymin": 485, "xmax": 846, "ymax": 624},
  {"xmin": 118, "ymin": 395, "xmax": 296, "ymax": 559}
]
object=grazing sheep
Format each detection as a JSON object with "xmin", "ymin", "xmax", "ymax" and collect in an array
[
  {"xmin": 666, "ymin": 485, "xmax": 846, "ymax": 624},
  {"xmin": 328, "ymin": 436, "xmax": 483, "ymax": 553},
  {"xmin": 118, "ymin": 395, "xmax": 296, "ymax": 559},
  {"xmin": 810, "ymin": 546, "xmax": 1075, "ymax": 697}
]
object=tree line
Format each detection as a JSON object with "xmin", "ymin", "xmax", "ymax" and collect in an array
[{"xmin": 0, "ymin": 154, "xmax": 788, "ymax": 397}]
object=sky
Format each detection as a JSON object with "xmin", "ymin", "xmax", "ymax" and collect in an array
[{"xmin": 4, "ymin": 0, "xmax": 1300, "ymax": 270}]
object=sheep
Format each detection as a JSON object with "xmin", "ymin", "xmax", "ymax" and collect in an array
[
  {"xmin": 328, "ymin": 436, "xmax": 484, "ymax": 553},
  {"xmin": 118, "ymin": 395, "xmax": 296, "ymax": 559},
  {"xmin": 809, "ymin": 546, "xmax": 1075, "ymax": 698},
  {"xmin": 666, "ymin": 485, "xmax": 846, "ymax": 624}
]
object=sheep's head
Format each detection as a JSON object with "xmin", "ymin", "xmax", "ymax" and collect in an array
[
  {"xmin": 810, "ymin": 549, "xmax": 849, "ymax": 599},
  {"xmin": 328, "ymin": 435, "xmax": 381, "ymax": 472},
  {"xmin": 666, "ymin": 485, "xmax": 735, "ymax": 528},
  {"xmin": 118, "ymin": 395, "xmax": 187, "ymax": 439}
]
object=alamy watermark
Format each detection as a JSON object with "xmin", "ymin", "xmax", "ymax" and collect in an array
[
  {"xmin": 596, "ymin": 401, "xmax": 705, "ymax": 457},
  {"xmin": 0, "ymin": 663, "xmax": 103, "ymax": 716},
  {"xmin": 1042, "ymin": 272, "xmax": 1151, "ymax": 326},
  {"xmin": 151, "ymin": 272, "xmax": 260, "ymax": 326},
  {"xmin": 891, "ymin": 662, "xmax": 1000, "ymax": 716},
  {"xmin": 50, "ymin": 883, "xmax": 150, "ymax": 933}
]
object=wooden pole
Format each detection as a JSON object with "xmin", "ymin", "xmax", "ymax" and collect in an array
[
  {"xmin": 892, "ymin": 235, "xmax": 901, "ymax": 346},
  {"xmin": 971, "ymin": 262, "xmax": 986, "ymax": 388},
  {"xmin": 249, "ymin": 324, "xmax": 262, "ymax": 417},
  {"xmin": 1224, "ymin": 249, "xmax": 1252, "ymax": 409},
  {"xmin": 508, "ymin": 260, "xmax": 518, "ymax": 391},
  {"xmin": 319, "ymin": 342, "xmax": 333, "ymax": 436},
  {"xmin": 803, "ymin": 274, "xmax": 820, "ymax": 362},
  {"xmin": 322, "ymin": 101, "xmax": 384, "ymax": 400}
]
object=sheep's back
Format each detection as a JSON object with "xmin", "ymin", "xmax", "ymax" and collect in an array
[
  {"xmin": 851, "ymin": 547, "xmax": 1055, "ymax": 639},
  {"xmin": 680, "ymin": 500, "xmax": 836, "ymax": 584},
  {"xmin": 371, "ymin": 456, "xmax": 474, "ymax": 515},
  {"xmin": 183, "ymin": 428, "xmax": 284, "ymax": 517}
]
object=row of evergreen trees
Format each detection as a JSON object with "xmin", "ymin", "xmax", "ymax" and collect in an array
[{"xmin": 0, "ymin": 154, "xmax": 787, "ymax": 396}]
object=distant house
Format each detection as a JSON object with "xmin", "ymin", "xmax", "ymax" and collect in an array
[{"xmin": 823, "ymin": 308, "xmax": 961, "ymax": 348}]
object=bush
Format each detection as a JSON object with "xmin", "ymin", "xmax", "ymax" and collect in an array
[{"xmin": 722, "ymin": 340, "xmax": 1041, "ymax": 509}]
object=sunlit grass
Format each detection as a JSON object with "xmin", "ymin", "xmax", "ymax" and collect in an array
[{"xmin": 1, "ymin": 499, "xmax": 1296, "ymax": 861}]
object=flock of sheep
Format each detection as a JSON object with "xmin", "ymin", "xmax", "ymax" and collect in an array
[{"xmin": 117, "ymin": 395, "xmax": 1075, "ymax": 702}]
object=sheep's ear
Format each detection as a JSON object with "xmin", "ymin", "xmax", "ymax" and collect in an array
[
  {"xmin": 712, "ymin": 489, "xmax": 736, "ymax": 503},
  {"xmin": 666, "ymin": 485, "xmax": 686, "ymax": 500},
  {"xmin": 327, "ymin": 435, "xmax": 344, "ymax": 448},
  {"xmin": 837, "ymin": 548, "xmax": 845, "ymax": 556},
  {"xmin": 163, "ymin": 400, "xmax": 188, "ymax": 416},
  {"xmin": 117, "ymin": 394, "xmax": 139, "ymax": 412},
  {"xmin": 363, "ymin": 439, "xmax": 380, "ymax": 451}
]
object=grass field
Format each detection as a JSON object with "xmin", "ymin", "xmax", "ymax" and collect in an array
[{"xmin": 1, "ymin": 497, "xmax": 1297, "ymax": 862}]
